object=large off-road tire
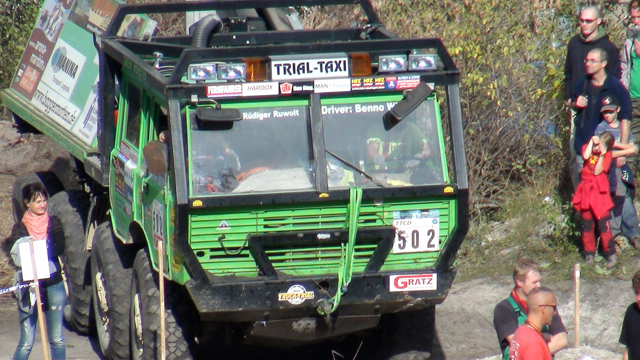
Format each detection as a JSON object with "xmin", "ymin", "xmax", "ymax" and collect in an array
[
  {"xmin": 130, "ymin": 248, "xmax": 196, "ymax": 360},
  {"xmin": 12, "ymin": 172, "xmax": 64, "ymax": 222},
  {"xmin": 48, "ymin": 190, "xmax": 92, "ymax": 334},
  {"xmin": 380, "ymin": 306, "xmax": 435, "ymax": 360},
  {"xmin": 92, "ymin": 222, "xmax": 133, "ymax": 360}
]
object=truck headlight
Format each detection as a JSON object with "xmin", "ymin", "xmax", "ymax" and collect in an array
[
  {"xmin": 409, "ymin": 54, "xmax": 437, "ymax": 71},
  {"xmin": 188, "ymin": 63, "xmax": 217, "ymax": 81},
  {"xmin": 378, "ymin": 55, "xmax": 407, "ymax": 73},
  {"xmin": 218, "ymin": 64, "xmax": 246, "ymax": 80}
]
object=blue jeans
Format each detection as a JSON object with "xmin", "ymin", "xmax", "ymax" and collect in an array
[{"xmin": 13, "ymin": 280, "xmax": 66, "ymax": 360}]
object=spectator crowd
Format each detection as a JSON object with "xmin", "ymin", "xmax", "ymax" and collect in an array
[{"xmin": 493, "ymin": 3, "xmax": 640, "ymax": 359}]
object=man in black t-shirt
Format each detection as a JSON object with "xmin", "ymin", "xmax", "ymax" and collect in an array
[
  {"xmin": 493, "ymin": 259, "xmax": 568, "ymax": 359},
  {"xmin": 620, "ymin": 271, "xmax": 640, "ymax": 360}
]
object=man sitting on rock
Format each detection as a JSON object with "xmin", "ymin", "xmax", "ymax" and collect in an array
[{"xmin": 493, "ymin": 258, "xmax": 568, "ymax": 359}]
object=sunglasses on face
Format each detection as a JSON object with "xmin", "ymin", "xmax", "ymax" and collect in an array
[
  {"xmin": 539, "ymin": 304, "xmax": 557, "ymax": 314},
  {"xmin": 579, "ymin": 18, "xmax": 597, "ymax": 24}
]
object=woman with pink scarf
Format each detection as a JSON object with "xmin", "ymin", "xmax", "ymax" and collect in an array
[{"xmin": 8, "ymin": 183, "xmax": 66, "ymax": 360}]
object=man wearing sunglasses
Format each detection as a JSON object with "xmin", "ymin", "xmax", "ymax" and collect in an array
[
  {"xmin": 620, "ymin": 0, "xmax": 640, "ymax": 175},
  {"xmin": 564, "ymin": 6, "xmax": 621, "ymax": 188},
  {"xmin": 508, "ymin": 287, "xmax": 559, "ymax": 360},
  {"xmin": 493, "ymin": 259, "xmax": 567, "ymax": 360}
]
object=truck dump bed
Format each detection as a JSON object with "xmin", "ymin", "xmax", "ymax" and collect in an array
[{"xmin": 0, "ymin": 0, "xmax": 160, "ymax": 185}]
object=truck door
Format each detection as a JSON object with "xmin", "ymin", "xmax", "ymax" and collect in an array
[
  {"xmin": 140, "ymin": 99, "xmax": 171, "ymax": 274},
  {"xmin": 110, "ymin": 80, "xmax": 149, "ymax": 240}
]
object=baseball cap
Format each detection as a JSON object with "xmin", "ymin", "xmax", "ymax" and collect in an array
[{"xmin": 601, "ymin": 95, "xmax": 620, "ymax": 112}]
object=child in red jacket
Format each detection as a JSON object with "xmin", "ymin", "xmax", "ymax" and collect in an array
[{"xmin": 573, "ymin": 132, "xmax": 637, "ymax": 268}]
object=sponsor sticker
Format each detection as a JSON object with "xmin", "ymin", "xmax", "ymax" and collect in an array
[
  {"xmin": 242, "ymin": 82, "xmax": 279, "ymax": 96},
  {"xmin": 71, "ymin": 73, "xmax": 100, "ymax": 146},
  {"xmin": 396, "ymin": 75, "xmax": 421, "ymax": 90},
  {"xmin": 171, "ymin": 254, "xmax": 182, "ymax": 272},
  {"xmin": 351, "ymin": 78, "xmax": 363, "ymax": 90},
  {"xmin": 18, "ymin": 66, "xmax": 41, "ymax": 93},
  {"xmin": 218, "ymin": 220, "xmax": 230, "ymax": 230},
  {"xmin": 280, "ymin": 82, "xmax": 293, "ymax": 95},
  {"xmin": 152, "ymin": 200, "xmax": 165, "ymax": 249},
  {"xmin": 389, "ymin": 274, "xmax": 437, "ymax": 292},
  {"xmin": 352, "ymin": 77, "xmax": 386, "ymax": 91},
  {"xmin": 32, "ymin": 82, "xmax": 81, "ymax": 130},
  {"xmin": 314, "ymin": 78, "xmax": 351, "ymax": 93},
  {"xmin": 206, "ymin": 84, "xmax": 242, "ymax": 98},
  {"xmin": 278, "ymin": 285, "xmax": 315, "ymax": 305},
  {"xmin": 393, "ymin": 217, "xmax": 440, "ymax": 253},
  {"xmin": 374, "ymin": 77, "xmax": 386, "ymax": 89},
  {"xmin": 385, "ymin": 76, "xmax": 397, "ymax": 90},
  {"xmin": 393, "ymin": 210, "xmax": 423, "ymax": 219},
  {"xmin": 280, "ymin": 82, "xmax": 314, "ymax": 95},
  {"xmin": 41, "ymin": 39, "xmax": 86, "ymax": 100},
  {"xmin": 271, "ymin": 56, "xmax": 349, "ymax": 80}
]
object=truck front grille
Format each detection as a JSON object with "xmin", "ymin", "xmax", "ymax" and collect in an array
[{"xmin": 189, "ymin": 199, "xmax": 455, "ymax": 277}]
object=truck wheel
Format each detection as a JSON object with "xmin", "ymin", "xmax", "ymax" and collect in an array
[
  {"xmin": 92, "ymin": 222, "xmax": 133, "ymax": 360},
  {"xmin": 380, "ymin": 306, "xmax": 435, "ymax": 360},
  {"xmin": 12, "ymin": 172, "xmax": 64, "ymax": 222},
  {"xmin": 130, "ymin": 248, "xmax": 196, "ymax": 360},
  {"xmin": 48, "ymin": 190, "xmax": 91, "ymax": 334}
]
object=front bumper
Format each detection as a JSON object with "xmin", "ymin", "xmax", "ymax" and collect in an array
[{"xmin": 185, "ymin": 269, "xmax": 456, "ymax": 322}]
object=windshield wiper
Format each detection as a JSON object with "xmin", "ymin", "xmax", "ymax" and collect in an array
[{"xmin": 325, "ymin": 149, "xmax": 386, "ymax": 188}]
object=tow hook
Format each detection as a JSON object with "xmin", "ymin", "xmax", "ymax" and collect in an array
[{"xmin": 315, "ymin": 299, "xmax": 333, "ymax": 325}]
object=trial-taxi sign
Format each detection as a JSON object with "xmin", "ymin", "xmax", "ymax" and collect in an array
[{"xmin": 270, "ymin": 54, "xmax": 349, "ymax": 81}]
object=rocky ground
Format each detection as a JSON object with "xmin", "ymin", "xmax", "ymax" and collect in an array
[{"xmin": 0, "ymin": 117, "xmax": 633, "ymax": 360}]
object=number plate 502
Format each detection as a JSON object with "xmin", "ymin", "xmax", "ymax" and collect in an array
[{"xmin": 392, "ymin": 218, "xmax": 439, "ymax": 254}]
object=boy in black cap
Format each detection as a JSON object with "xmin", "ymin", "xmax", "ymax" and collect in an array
[{"xmin": 595, "ymin": 95, "xmax": 640, "ymax": 251}]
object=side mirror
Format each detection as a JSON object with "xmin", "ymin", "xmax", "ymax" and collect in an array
[
  {"xmin": 383, "ymin": 82, "xmax": 434, "ymax": 130},
  {"xmin": 195, "ymin": 107, "xmax": 243, "ymax": 130},
  {"xmin": 143, "ymin": 140, "xmax": 168, "ymax": 175}
]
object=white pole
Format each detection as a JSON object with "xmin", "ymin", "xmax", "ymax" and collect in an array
[
  {"xmin": 158, "ymin": 240, "xmax": 166, "ymax": 360},
  {"xmin": 574, "ymin": 263, "xmax": 580, "ymax": 348}
]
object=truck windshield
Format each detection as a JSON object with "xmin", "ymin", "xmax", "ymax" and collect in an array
[
  {"xmin": 188, "ymin": 101, "xmax": 314, "ymax": 196},
  {"xmin": 322, "ymin": 94, "xmax": 446, "ymax": 188}
]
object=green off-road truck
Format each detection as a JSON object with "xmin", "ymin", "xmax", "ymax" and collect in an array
[{"xmin": 1, "ymin": 0, "xmax": 468, "ymax": 359}]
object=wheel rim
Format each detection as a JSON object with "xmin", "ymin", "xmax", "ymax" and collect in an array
[
  {"xmin": 94, "ymin": 269, "xmax": 111, "ymax": 347},
  {"xmin": 59, "ymin": 257, "xmax": 72, "ymax": 322},
  {"xmin": 132, "ymin": 286, "xmax": 144, "ymax": 359},
  {"xmin": 59, "ymin": 258, "xmax": 70, "ymax": 298}
]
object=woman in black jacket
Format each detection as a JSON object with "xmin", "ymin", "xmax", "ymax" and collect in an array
[{"xmin": 8, "ymin": 182, "xmax": 66, "ymax": 360}]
